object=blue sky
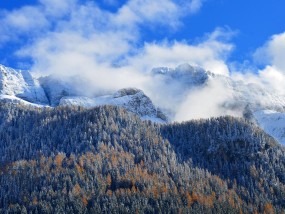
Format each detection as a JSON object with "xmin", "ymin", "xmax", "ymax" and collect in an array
[
  {"xmin": 180, "ymin": 0, "xmax": 285, "ymax": 61},
  {"xmin": 0, "ymin": 0, "xmax": 284, "ymax": 76}
]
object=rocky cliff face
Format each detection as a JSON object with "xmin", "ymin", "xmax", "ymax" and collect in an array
[{"xmin": 0, "ymin": 65, "xmax": 48, "ymax": 104}]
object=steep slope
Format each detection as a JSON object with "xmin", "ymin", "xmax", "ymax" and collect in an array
[
  {"xmin": 0, "ymin": 65, "xmax": 48, "ymax": 104},
  {"xmin": 0, "ymin": 103, "xmax": 285, "ymax": 213}
]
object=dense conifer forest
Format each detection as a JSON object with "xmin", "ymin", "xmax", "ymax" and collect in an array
[{"xmin": 0, "ymin": 102, "xmax": 285, "ymax": 213}]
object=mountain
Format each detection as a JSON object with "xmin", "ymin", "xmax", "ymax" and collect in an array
[
  {"xmin": 152, "ymin": 63, "xmax": 285, "ymax": 113},
  {"xmin": 0, "ymin": 65, "xmax": 166, "ymax": 122},
  {"xmin": 151, "ymin": 64, "xmax": 285, "ymax": 145},
  {"xmin": 0, "ymin": 103, "xmax": 285, "ymax": 213},
  {"xmin": 0, "ymin": 63, "xmax": 285, "ymax": 144}
]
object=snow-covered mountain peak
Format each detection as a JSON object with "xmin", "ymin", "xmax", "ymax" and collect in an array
[
  {"xmin": 59, "ymin": 88, "xmax": 168, "ymax": 123},
  {"xmin": 113, "ymin": 88, "xmax": 142, "ymax": 98},
  {"xmin": 152, "ymin": 63, "xmax": 209, "ymax": 86},
  {"xmin": 0, "ymin": 64, "xmax": 48, "ymax": 104}
]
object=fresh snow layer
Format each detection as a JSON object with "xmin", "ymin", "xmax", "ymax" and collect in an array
[
  {"xmin": 0, "ymin": 95, "xmax": 48, "ymax": 107},
  {"xmin": 59, "ymin": 89, "xmax": 167, "ymax": 123},
  {"xmin": 254, "ymin": 110, "xmax": 285, "ymax": 146},
  {"xmin": 0, "ymin": 65, "xmax": 48, "ymax": 104}
]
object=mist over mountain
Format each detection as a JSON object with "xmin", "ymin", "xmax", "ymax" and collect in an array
[{"xmin": 1, "ymin": 63, "xmax": 284, "ymax": 145}]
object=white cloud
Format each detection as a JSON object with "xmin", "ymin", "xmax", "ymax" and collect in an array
[
  {"xmin": 4, "ymin": 7, "xmax": 47, "ymax": 31},
  {"xmin": 175, "ymin": 78, "xmax": 238, "ymax": 121},
  {"xmin": 39, "ymin": 0, "xmax": 77, "ymax": 17},
  {"xmin": 114, "ymin": 0, "xmax": 204, "ymax": 29},
  {"xmin": 13, "ymin": 0, "xmax": 209, "ymax": 97},
  {"xmin": 10, "ymin": 0, "xmax": 211, "ymax": 75},
  {"xmin": 0, "ymin": 0, "xmax": 206, "ymax": 45},
  {"xmin": 253, "ymin": 32, "xmax": 285, "ymax": 95},
  {"xmin": 254, "ymin": 32, "xmax": 285, "ymax": 72},
  {"xmin": 259, "ymin": 66, "xmax": 285, "ymax": 95},
  {"xmin": 0, "ymin": 6, "xmax": 49, "ymax": 44},
  {"xmin": 126, "ymin": 28, "xmax": 233, "ymax": 76},
  {"xmin": 188, "ymin": 0, "xmax": 204, "ymax": 13}
]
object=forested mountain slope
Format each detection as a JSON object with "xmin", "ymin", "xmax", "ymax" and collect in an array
[{"xmin": 0, "ymin": 103, "xmax": 285, "ymax": 213}]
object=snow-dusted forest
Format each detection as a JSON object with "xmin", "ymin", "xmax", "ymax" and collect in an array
[{"xmin": 0, "ymin": 103, "xmax": 284, "ymax": 213}]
